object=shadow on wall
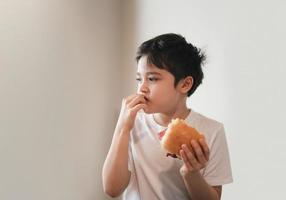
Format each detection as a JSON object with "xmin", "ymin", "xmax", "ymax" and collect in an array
[{"xmin": 101, "ymin": 1, "xmax": 138, "ymax": 200}]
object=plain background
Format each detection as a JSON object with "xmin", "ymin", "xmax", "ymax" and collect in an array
[{"xmin": 1, "ymin": 0, "xmax": 286, "ymax": 199}]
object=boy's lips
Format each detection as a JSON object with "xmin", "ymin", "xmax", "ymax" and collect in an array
[{"xmin": 144, "ymin": 96, "xmax": 149, "ymax": 101}]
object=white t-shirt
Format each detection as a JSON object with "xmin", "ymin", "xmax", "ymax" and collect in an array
[{"xmin": 123, "ymin": 109, "xmax": 233, "ymax": 200}]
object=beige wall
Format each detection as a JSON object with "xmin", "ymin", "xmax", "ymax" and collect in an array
[{"xmin": 0, "ymin": 0, "xmax": 123, "ymax": 199}]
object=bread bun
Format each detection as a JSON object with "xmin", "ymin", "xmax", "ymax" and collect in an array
[{"xmin": 160, "ymin": 118, "xmax": 204, "ymax": 158}]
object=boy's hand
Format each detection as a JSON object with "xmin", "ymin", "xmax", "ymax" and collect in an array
[
  {"xmin": 117, "ymin": 94, "xmax": 147, "ymax": 131},
  {"xmin": 179, "ymin": 139, "xmax": 210, "ymax": 176}
]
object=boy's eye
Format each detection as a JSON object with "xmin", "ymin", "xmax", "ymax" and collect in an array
[
  {"xmin": 136, "ymin": 77, "xmax": 159, "ymax": 83},
  {"xmin": 148, "ymin": 77, "xmax": 158, "ymax": 82}
]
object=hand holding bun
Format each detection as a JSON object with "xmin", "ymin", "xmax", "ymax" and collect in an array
[{"xmin": 160, "ymin": 118, "xmax": 204, "ymax": 158}]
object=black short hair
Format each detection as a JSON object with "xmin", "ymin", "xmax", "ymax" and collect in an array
[{"xmin": 136, "ymin": 33, "xmax": 206, "ymax": 97}]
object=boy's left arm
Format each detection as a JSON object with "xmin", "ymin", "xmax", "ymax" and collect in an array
[{"xmin": 179, "ymin": 140, "xmax": 222, "ymax": 200}]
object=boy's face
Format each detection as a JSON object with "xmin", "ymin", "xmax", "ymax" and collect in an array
[{"xmin": 136, "ymin": 56, "xmax": 184, "ymax": 114}]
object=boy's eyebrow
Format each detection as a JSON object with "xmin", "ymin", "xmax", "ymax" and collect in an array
[{"xmin": 136, "ymin": 72, "xmax": 162, "ymax": 76}]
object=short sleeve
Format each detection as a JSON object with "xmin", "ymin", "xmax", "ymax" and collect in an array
[{"xmin": 202, "ymin": 125, "xmax": 233, "ymax": 186}]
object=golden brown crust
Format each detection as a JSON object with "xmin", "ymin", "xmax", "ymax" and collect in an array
[{"xmin": 160, "ymin": 119, "xmax": 204, "ymax": 157}]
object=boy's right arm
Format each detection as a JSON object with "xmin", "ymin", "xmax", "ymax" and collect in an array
[{"xmin": 102, "ymin": 94, "xmax": 147, "ymax": 198}]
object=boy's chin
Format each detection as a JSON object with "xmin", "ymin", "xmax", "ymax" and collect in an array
[
  {"xmin": 142, "ymin": 108, "xmax": 157, "ymax": 114},
  {"xmin": 142, "ymin": 108, "xmax": 156, "ymax": 114}
]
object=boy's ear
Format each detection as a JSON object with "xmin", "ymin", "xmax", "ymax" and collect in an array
[{"xmin": 178, "ymin": 76, "xmax": 193, "ymax": 94}]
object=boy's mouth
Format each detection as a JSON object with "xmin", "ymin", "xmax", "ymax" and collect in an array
[{"xmin": 144, "ymin": 96, "xmax": 148, "ymax": 101}]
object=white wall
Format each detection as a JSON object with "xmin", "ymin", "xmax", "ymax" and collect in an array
[
  {"xmin": 0, "ymin": 0, "xmax": 122, "ymax": 199},
  {"xmin": 123, "ymin": 0, "xmax": 286, "ymax": 199}
]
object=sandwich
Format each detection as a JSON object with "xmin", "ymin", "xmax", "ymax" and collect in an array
[{"xmin": 159, "ymin": 118, "xmax": 204, "ymax": 158}]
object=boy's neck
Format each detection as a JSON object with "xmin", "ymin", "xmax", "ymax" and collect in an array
[{"xmin": 153, "ymin": 104, "xmax": 191, "ymax": 127}]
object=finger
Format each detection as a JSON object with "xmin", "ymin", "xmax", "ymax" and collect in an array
[
  {"xmin": 123, "ymin": 94, "xmax": 139, "ymax": 104},
  {"xmin": 182, "ymin": 144, "xmax": 200, "ymax": 168},
  {"xmin": 198, "ymin": 138, "xmax": 210, "ymax": 161},
  {"xmin": 180, "ymin": 150, "xmax": 193, "ymax": 170},
  {"xmin": 191, "ymin": 140, "xmax": 208, "ymax": 165},
  {"xmin": 128, "ymin": 95, "xmax": 146, "ymax": 108},
  {"xmin": 131, "ymin": 103, "xmax": 147, "ymax": 114}
]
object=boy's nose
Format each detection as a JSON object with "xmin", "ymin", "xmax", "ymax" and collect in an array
[{"xmin": 138, "ymin": 82, "xmax": 149, "ymax": 94}]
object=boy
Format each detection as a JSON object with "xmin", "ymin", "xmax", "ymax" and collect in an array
[{"xmin": 102, "ymin": 33, "xmax": 233, "ymax": 200}]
